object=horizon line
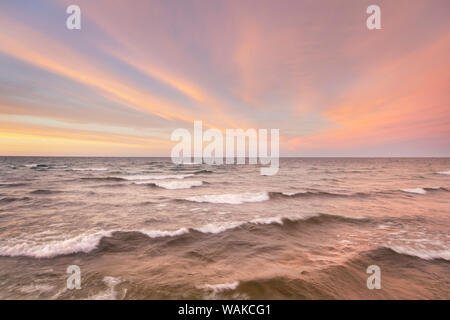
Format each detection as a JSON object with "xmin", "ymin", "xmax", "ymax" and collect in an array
[{"xmin": 1, "ymin": 155, "xmax": 449, "ymax": 159}]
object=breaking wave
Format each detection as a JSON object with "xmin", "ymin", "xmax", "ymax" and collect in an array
[
  {"xmin": 402, "ymin": 188, "xmax": 427, "ymax": 194},
  {"xmin": 180, "ymin": 190, "xmax": 372, "ymax": 204},
  {"xmin": 135, "ymin": 180, "xmax": 204, "ymax": 189},
  {"xmin": 401, "ymin": 187, "xmax": 448, "ymax": 194},
  {"xmin": 199, "ymin": 281, "xmax": 240, "ymax": 293},
  {"xmin": 0, "ymin": 213, "xmax": 367, "ymax": 259},
  {"xmin": 385, "ymin": 245, "xmax": 450, "ymax": 261},
  {"xmin": 0, "ymin": 230, "xmax": 114, "ymax": 258}
]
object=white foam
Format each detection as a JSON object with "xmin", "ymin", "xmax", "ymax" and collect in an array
[
  {"xmin": 250, "ymin": 216, "xmax": 284, "ymax": 225},
  {"xmin": 281, "ymin": 192, "xmax": 306, "ymax": 196},
  {"xmin": 401, "ymin": 188, "xmax": 426, "ymax": 194},
  {"xmin": 184, "ymin": 192, "xmax": 270, "ymax": 204},
  {"xmin": 124, "ymin": 174, "xmax": 193, "ymax": 181},
  {"xmin": 0, "ymin": 230, "xmax": 113, "ymax": 258},
  {"xmin": 89, "ymin": 276, "xmax": 122, "ymax": 300},
  {"xmin": 0, "ymin": 213, "xmax": 357, "ymax": 258},
  {"xmin": 388, "ymin": 245, "xmax": 450, "ymax": 261},
  {"xmin": 140, "ymin": 228, "xmax": 189, "ymax": 238},
  {"xmin": 194, "ymin": 215, "xmax": 310, "ymax": 234},
  {"xmin": 200, "ymin": 281, "xmax": 240, "ymax": 293},
  {"xmin": 195, "ymin": 222, "xmax": 245, "ymax": 234},
  {"xmin": 151, "ymin": 180, "xmax": 203, "ymax": 189},
  {"xmin": 436, "ymin": 171, "xmax": 450, "ymax": 175}
]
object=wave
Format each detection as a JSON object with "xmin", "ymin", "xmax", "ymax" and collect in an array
[
  {"xmin": 424, "ymin": 186, "xmax": 448, "ymax": 192},
  {"xmin": 401, "ymin": 188, "xmax": 427, "ymax": 194},
  {"xmin": 89, "ymin": 183, "xmax": 127, "ymax": 188},
  {"xmin": 436, "ymin": 171, "xmax": 450, "ymax": 175},
  {"xmin": 18, "ymin": 283, "xmax": 55, "ymax": 294},
  {"xmin": 0, "ymin": 230, "xmax": 114, "ymax": 258},
  {"xmin": 183, "ymin": 192, "xmax": 270, "ymax": 204},
  {"xmin": 140, "ymin": 228, "xmax": 189, "ymax": 238},
  {"xmin": 221, "ymin": 246, "xmax": 450, "ymax": 299},
  {"xmin": 181, "ymin": 190, "xmax": 369, "ymax": 204},
  {"xmin": 29, "ymin": 189, "xmax": 62, "ymax": 195},
  {"xmin": 199, "ymin": 281, "xmax": 240, "ymax": 293},
  {"xmin": 193, "ymin": 170, "xmax": 213, "ymax": 175},
  {"xmin": 401, "ymin": 187, "xmax": 448, "ymax": 195},
  {"xmin": 81, "ymin": 174, "xmax": 194, "ymax": 183},
  {"xmin": 24, "ymin": 164, "xmax": 39, "ymax": 168},
  {"xmin": 269, "ymin": 191, "xmax": 355, "ymax": 199},
  {"xmin": 109, "ymin": 170, "xmax": 156, "ymax": 175},
  {"xmin": 89, "ymin": 276, "xmax": 122, "ymax": 300},
  {"xmin": 27, "ymin": 164, "xmax": 49, "ymax": 169},
  {"xmin": 0, "ymin": 183, "xmax": 29, "ymax": 188},
  {"xmin": 81, "ymin": 177, "xmax": 126, "ymax": 182},
  {"xmin": 0, "ymin": 213, "xmax": 367, "ymax": 258},
  {"xmin": 385, "ymin": 245, "xmax": 450, "ymax": 261},
  {"xmin": 0, "ymin": 196, "xmax": 31, "ymax": 204},
  {"xmin": 136, "ymin": 180, "xmax": 203, "ymax": 190},
  {"xmin": 120, "ymin": 174, "xmax": 194, "ymax": 181}
]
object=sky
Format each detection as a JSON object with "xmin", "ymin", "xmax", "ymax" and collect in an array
[{"xmin": 0, "ymin": 0, "xmax": 449, "ymax": 157}]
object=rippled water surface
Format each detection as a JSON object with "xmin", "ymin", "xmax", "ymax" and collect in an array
[{"xmin": 0, "ymin": 157, "xmax": 449, "ymax": 299}]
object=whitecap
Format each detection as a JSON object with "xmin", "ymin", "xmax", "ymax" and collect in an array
[
  {"xmin": 194, "ymin": 222, "xmax": 245, "ymax": 234},
  {"xmin": 140, "ymin": 180, "xmax": 203, "ymax": 189},
  {"xmin": 199, "ymin": 281, "xmax": 240, "ymax": 293},
  {"xmin": 387, "ymin": 245, "xmax": 450, "ymax": 261},
  {"xmin": 89, "ymin": 276, "xmax": 122, "ymax": 300},
  {"xmin": 0, "ymin": 230, "xmax": 113, "ymax": 258},
  {"xmin": 250, "ymin": 216, "xmax": 284, "ymax": 225},
  {"xmin": 401, "ymin": 188, "xmax": 426, "ymax": 194},
  {"xmin": 139, "ymin": 228, "xmax": 189, "ymax": 238}
]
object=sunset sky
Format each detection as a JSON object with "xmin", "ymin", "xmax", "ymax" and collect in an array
[{"xmin": 0, "ymin": 0, "xmax": 449, "ymax": 156}]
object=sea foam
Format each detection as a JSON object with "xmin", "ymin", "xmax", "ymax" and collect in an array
[
  {"xmin": 137, "ymin": 180, "xmax": 203, "ymax": 189},
  {"xmin": 401, "ymin": 188, "xmax": 427, "ymax": 194},
  {"xmin": 387, "ymin": 245, "xmax": 450, "ymax": 261},
  {"xmin": 199, "ymin": 281, "xmax": 240, "ymax": 293},
  {"xmin": 0, "ymin": 230, "xmax": 113, "ymax": 258},
  {"xmin": 0, "ymin": 213, "xmax": 362, "ymax": 258}
]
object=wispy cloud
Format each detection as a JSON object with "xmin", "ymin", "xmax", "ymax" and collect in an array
[{"xmin": 0, "ymin": 0, "xmax": 448, "ymax": 156}]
